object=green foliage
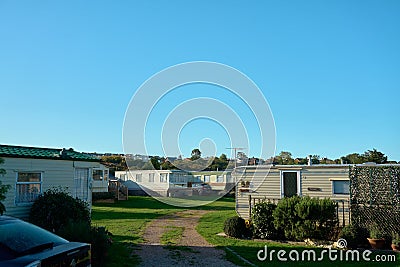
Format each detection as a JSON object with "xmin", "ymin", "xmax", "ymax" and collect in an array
[
  {"xmin": 369, "ymin": 224, "xmax": 385, "ymax": 239},
  {"xmin": 101, "ymin": 155, "xmax": 127, "ymax": 171},
  {"xmin": 273, "ymin": 196, "xmax": 337, "ymax": 241},
  {"xmin": 58, "ymin": 221, "xmax": 112, "ymax": 266},
  {"xmin": 0, "ymin": 158, "xmax": 10, "ymax": 216},
  {"xmin": 190, "ymin": 148, "xmax": 201, "ymax": 161},
  {"xmin": 392, "ymin": 233, "xmax": 400, "ymax": 246},
  {"xmin": 362, "ymin": 148, "xmax": 388, "ymax": 164},
  {"xmin": 29, "ymin": 188, "xmax": 90, "ymax": 233},
  {"xmin": 0, "ymin": 180, "xmax": 11, "ymax": 216},
  {"xmin": 92, "ymin": 191, "xmax": 115, "ymax": 201},
  {"xmin": 223, "ymin": 216, "xmax": 248, "ymax": 238},
  {"xmin": 273, "ymin": 196, "xmax": 301, "ymax": 239},
  {"xmin": 338, "ymin": 224, "xmax": 369, "ymax": 248},
  {"xmin": 251, "ymin": 202, "xmax": 281, "ymax": 239}
]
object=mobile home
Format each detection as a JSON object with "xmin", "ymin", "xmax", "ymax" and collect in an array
[
  {"xmin": 0, "ymin": 145, "xmax": 108, "ymax": 218},
  {"xmin": 234, "ymin": 164, "xmax": 351, "ymax": 225}
]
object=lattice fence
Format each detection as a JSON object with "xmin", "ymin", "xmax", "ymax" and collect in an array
[{"xmin": 350, "ymin": 165, "xmax": 400, "ymax": 236}]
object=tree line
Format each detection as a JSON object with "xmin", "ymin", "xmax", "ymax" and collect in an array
[
  {"xmin": 270, "ymin": 148, "xmax": 393, "ymax": 165},
  {"xmin": 100, "ymin": 148, "xmax": 396, "ymax": 173}
]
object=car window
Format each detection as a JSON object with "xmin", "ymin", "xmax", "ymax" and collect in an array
[{"xmin": 0, "ymin": 218, "xmax": 67, "ymax": 258}]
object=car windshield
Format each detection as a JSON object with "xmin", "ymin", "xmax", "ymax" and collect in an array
[{"xmin": 0, "ymin": 217, "xmax": 67, "ymax": 258}]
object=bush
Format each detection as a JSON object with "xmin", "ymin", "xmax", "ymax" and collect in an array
[
  {"xmin": 29, "ymin": 188, "xmax": 90, "ymax": 233},
  {"xmin": 92, "ymin": 191, "xmax": 115, "ymax": 201},
  {"xmin": 338, "ymin": 224, "xmax": 369, "ymax": 249},
  {"xmin": 273, "ymin": 195, "xmax": 301, "ymax": 240},
  {"xmin": 224, "ymin": 216, "xmax": 248, "ymax": 238},
  {"xmin": 251, "ymin": 202, "xmax": 282, "ymax": 239},
  {"xmin": 273, "ymin": 196, "xmax": 337, "ymax": 241},
  {"xmin": 58, "ymin": 221, "xmax": 112, "ymax": 266}
]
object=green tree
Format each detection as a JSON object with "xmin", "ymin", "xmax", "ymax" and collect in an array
[
  {"xmin": 274, "ymin": 151, "xmax": 294, "ymax": 165},
  {"xmin": 341, "ymin": 153, "xmax": 365, "ymax": 164},
  {"xmin": 150, "ymin": 156, "xmax": 161, "ymax": 170},
  {"xmin": 0, "ymin": 158, "xmax": 11, "ymax": 215},
  {"xmin": 362, "ymin": 148, "xmax": 388, "ymax": 164},
  {"xmin": 191, "ymin": 148, "xmax": 201, "ymax": 161}
]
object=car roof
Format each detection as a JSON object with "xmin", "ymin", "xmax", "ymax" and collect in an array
[{"xmin": 0, "ymin": 215, "xmax": 19, "ymax": 222}]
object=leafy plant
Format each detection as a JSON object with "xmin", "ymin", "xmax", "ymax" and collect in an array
[
  {"xmin": 0, "ymin": 158, "xmax": 10, "ymax": 216},
  {"xmin": 369, "ymin": 224, "xmax": 385, "ymax": 239},
  {"xmin": 392, "ymin": 233, "xmax": 400, "ymax": 246},
  {"xmin": 224, "ymin": 216, "xmax": 248, "ymax": 238},
  {"xmin": 273, "ymin": 195, "xmax": 301, "ymax": 240},
  {"xmin": 58, "ymin": 221, "xmax": 112, "ymax": 266},
  {"xmin": 273, "ymin": 196, "xmax": 337, "ymax": 241},
  {"xmin": 29, "ymin": 188, "xmax": 90, "ymax": 233},
  {"xmin": 251, "ymin": 202, "xmax": 281, "ymax": 239},
  {"xmin": 338, "ymin": 224, "xmax": 369, "ymax": 249}
]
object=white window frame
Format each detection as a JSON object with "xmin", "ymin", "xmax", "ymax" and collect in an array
[
  {"xmin": 160, "ymin": 173, "xmax": 167, "ymax": 183},
  {"xmin": 149, "ymin": 173, "xmax": 155, "ymax": 183},
  {"xmin": 204, "ymin": 175, "xmax": 210, "ymax": 183},
  {"xmin": 136, "ymin": 173, "xmax": 142, "ymax": 183},
  {"xmin": 280, "ymin": 170, "xmax": 301, "ymax": 198},
  {"xmin": 331, "ymin": 179, "xmax": 350, "ymax": 195},
  {"xmin": 216, "ymin": 175, "xmax": 224, "ymax": 183},
  {"xmin": 15, "ymin": 171, "xmax": 43, "ymax": 205},
  {"xmin": 92, "ymin": 169, "xmax": 104, "ymax": 181}
]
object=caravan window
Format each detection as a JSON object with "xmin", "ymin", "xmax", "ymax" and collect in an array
[
  {"xmin": 16, "ymin": 172, "xmax": 42, "ymax": 204},
  {"xmin": 332, "ymin": 180, "xmax": 349, "ymax": 195},
  {"xmin": 92, "ymin": 169, "xmax": 103, "ymax": 180},
  {"xmin": 149, "ymin": 173, "xmax": 155, "ymax": 182}
]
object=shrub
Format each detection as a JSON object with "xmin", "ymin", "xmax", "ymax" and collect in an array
[
  {"xmin": 58, "ymin": 221, "xmax": 112, "ymax": 266},
  {"xmin": 29, "ymin": 188, "xmax": 90, "ymax": 233},
  {"xmin": 251, "ymin": 202, "xmax": 282, "ymax": 239},
  {"xmin": 338, "ymin": 224, "xmax": 369, "ymax": 249},
  {"xmin": 392, "ymin": 233, "xmax": 400, "ymax": 246},
  {"xmin": 369, "ymin": 224, "xmax": 385, "ymax": 239},
  {"xmin": 273, "ymin": 195, "xmax": 301, "ymax": 240},
  {"xmin": 273, "ymin": 196, "xmax": 337, "ymax": 241},
  {"xmin": 224, "ymin": 216, "xmax": 248, "ymax": 238}
]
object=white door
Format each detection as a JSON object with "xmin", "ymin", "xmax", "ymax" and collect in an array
[{"xmin": 74, "ymin": 168, "xmax": 90, "ymax": 202}]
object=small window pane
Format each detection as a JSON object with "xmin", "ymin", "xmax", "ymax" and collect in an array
[
  {"xmin": 16, "ymin": 184, "xmax": 41, "ymax": 204},
  {"xmin": 18, "ymin": 173, "xmax": 41, "ymax": 182},
  {"xmin": 333, "ymin": 180, "xmax": 350, "ymax": 195},
  {"xmin": 149, "ymin": 173, "xmax": 155, "ymax": 182},
  {"xmin": 93, "ymin": 170, "xmax": 103, "ymax": 180}
]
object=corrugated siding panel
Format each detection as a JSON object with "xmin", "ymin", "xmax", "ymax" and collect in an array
[
  {"xmin": 1, "ymin": 157, "xmax": 100, "ymax": 219},
  {"xmin": 236, "ymin": 166, "xmax": 351, "ymax": 224}
]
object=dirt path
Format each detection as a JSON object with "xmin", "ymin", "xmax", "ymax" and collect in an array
[{"xmin": 133, "ymin": 210, "xmax": 238, "ymax": 266}]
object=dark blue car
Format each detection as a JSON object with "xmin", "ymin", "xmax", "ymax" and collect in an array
[{"xmin": 0, "ymin": 215, "xmax": 91, "ymax": 267}]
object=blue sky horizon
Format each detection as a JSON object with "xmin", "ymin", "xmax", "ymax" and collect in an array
[{"xmin": 1, "ymin": 1, "xmax": 399, "ymax": 161}]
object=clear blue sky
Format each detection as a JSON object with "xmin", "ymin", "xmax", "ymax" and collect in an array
[{"xmin": 1, "ymin": 1, "xmax": 399, "ymax": 161}]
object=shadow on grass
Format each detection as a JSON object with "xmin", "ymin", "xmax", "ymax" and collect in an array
[
  {"xmin": 93, "ymin": 196, "xmax": 235, "ymax": 212},
  {"xmin": 133, "ymin": 243, "xmax": 233, "ymax": 266}
]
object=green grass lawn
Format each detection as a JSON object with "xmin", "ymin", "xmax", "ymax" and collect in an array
[
  {"xmin": 91, "ymin": 196, "xmax": 184, "ymax": 266},
  {"xmin": 91, "ymin": 196, "xmax": 235, "ymax": 266},
  {"xmin": 92, "ymin": 196, "xmax": 399, "ymax": 267}
]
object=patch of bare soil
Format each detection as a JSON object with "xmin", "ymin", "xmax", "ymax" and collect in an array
[{"xmin": 133, "ymin": 210, "xmax": 238, "ymax": 266}]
